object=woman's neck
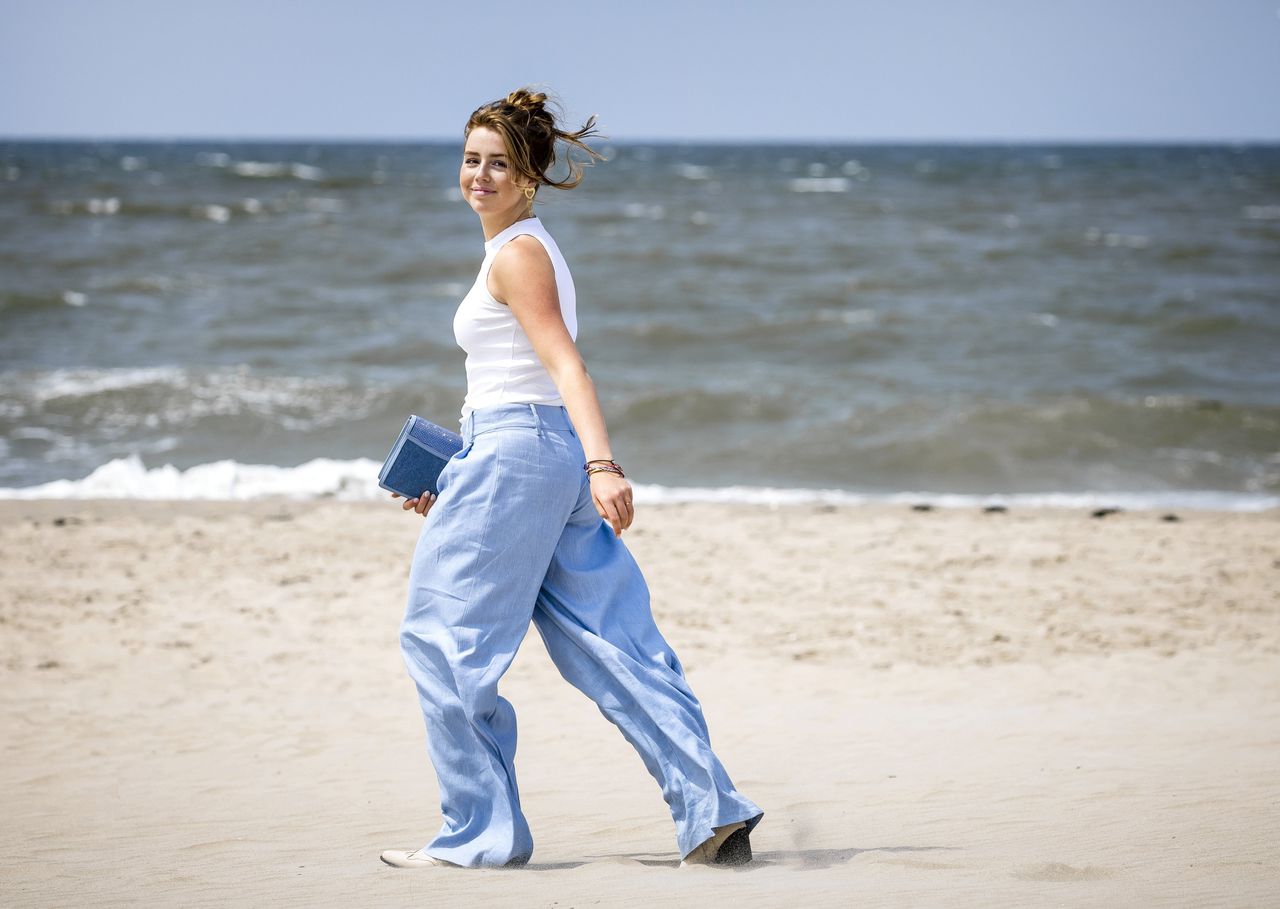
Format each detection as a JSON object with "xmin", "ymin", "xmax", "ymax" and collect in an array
[{"xmin": 480, "ymin": 210, "xmax": 536, "ymax": 242}]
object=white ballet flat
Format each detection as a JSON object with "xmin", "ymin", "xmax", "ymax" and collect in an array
[{"xmin": 379, "ymin": 849, "xmax": 459, "ymax": 868}]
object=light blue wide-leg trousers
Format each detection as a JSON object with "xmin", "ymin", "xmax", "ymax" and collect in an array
[{"xmin": 399, "ymin": 402, "xmax": 762, "ymax": 868}]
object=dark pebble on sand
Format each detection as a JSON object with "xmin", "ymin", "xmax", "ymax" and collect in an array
[
  {"xmin": 983, "ymin": 505, "xmax": 1008, "ymax": 514},
  {"xmin": 1091, "ymin": 507, "xmax": 1121, "ymax": 518},
  {"xmin": 911, "ymin": 503, "xmax": 934, "ymax": 512},
  {"xmin": 1161, "ymin": 513, "xmax": 1181, "ymax": 522}
]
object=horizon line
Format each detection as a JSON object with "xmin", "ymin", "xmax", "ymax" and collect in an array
[{"xmin": 2, "ymin": 133, "xmax": 1278, "ymax": 147}]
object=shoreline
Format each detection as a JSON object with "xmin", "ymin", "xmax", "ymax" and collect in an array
[{"xmin": 1, "ymin": 466, "xmax": 1277, "ymax": 514}]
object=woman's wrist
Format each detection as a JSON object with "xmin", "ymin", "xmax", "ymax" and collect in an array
[{"xmin": 585, "ymin": 459, "xmax": 625, "ymax": 479}]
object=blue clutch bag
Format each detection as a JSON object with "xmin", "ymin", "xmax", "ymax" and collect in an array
[{"xmin": 377, "ymin": 415, "xmax": 464, "ymax": 499}]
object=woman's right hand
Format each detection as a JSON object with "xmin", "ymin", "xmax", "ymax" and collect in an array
[{"xmin": 391, "ymin": 491, "xmax": 437, "ymax": 517}]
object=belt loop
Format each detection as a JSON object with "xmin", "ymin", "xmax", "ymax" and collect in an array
[{"xmin": 528, "ymin": 402, "xmax": 543, "ymax": 437}]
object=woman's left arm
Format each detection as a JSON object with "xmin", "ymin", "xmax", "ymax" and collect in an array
[{"xmin": 489, "ymin": 236, "xmax": 634, "ymax": 537}]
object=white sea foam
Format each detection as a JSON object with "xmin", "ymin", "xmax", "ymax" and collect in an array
[
  {"xmin": 22, "ymin": 366, "xmax": 188, "ymax": 401},
  {"xmin": 0, "ymin": 454, "xmax": 384, "ymax": 501},
  {"xmin": 227, "ymin": 161, "xmax": 325, "ymax": 181},
  {"xmin": 1, "ymin": 455, "xmax": 1275, "ymax": 512},
  {"xmin": 197, "ymin": 204, "xmax": 231, "ymax": 223},
  {"xmin": 231, "ymin": 161, "xmax": 287, "ymax": 178},
  {"xmin": 675, "ymin": 164, "xmax": 711, "ymax": 180},
  {"xmin": 85, "ymin": 197, "xmax": 121, "ymax": 215},
  {"xmin": 623, "ymin": 202, "xmax": 664, "ymax": 220},
  {"xmin": 290, "ymin": 163, "xmax": 325, "ymax": 182},
  {"xmin": 788, "ymin": 177, "xmax": 851, "ymax": 193}
]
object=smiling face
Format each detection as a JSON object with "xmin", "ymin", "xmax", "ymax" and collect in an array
[{"xmin": 459, "ymin": 126, "xmax": 535, "ymax": 226}]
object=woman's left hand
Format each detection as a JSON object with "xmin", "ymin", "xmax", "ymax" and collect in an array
[{"xmin": 590, "ymin": 473, "xmax": 634, "ymax": 537}]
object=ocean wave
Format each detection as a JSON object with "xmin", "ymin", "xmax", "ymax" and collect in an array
[
  {"xmin": 372, "ymin": 259, "xmax": 473, "ymax": 285},
  {"xmin": 0, "ymin": 366, "xmax": 382, "ymax": 433},
  {"xmin": 47, "ymin": 197, "xmax": 122, "ymax": 216},
  {"xmin": 1156, "ymin": 242, "xmax": 1218, "ymax": 262},
  {"xmin": 216, "ymin": 160, "xmax": 326, "ymax": 182},
  {"xmin": 0, "ymin": 290, "xmax": 93, "ymax": 311},
  {"xmin": 674, "ymin": 164, "xmax": 712, "ymax": 181},
  {"xmin": 343, "ymin": 334, "xmax": 458, "ymax": 366},
  {"xmin": 0, "ymin": 453, "xmax": 1275, "ymax": 511},
  {"xmin": 604, "ymin": 311, "xmax": 905, "ymax": 355},
  {"xmin": 44, "ymin": 195, "xmax": 347, "ymax": 222},
  {"xmin": 615, "ymin": 388, "xmax": 792, "ymax": 425},
  {"xmin": 17, "ymin": 365, "xmax": 189, "ymax": 400},
  {"xmin": 1156, "ymin": 312, "xmax": 1248, "ymax": 338},
  {"xmin": 0, "ymin": 453, "xmax": 382, "ymax": 500}
]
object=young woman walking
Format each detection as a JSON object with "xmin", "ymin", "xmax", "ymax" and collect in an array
[{"xmin": 381, "ymin": 87, "xmax": 762, "ymax": 870}]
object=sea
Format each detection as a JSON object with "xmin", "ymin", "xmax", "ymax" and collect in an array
[{"xmin": 1, "ymin": 140, "xmax": 1277, "ymax": 509}]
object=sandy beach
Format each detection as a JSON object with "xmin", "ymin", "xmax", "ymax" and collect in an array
[{"xmin": 2, "ymin": 499, "xmax": 1277, "ymax": 907}]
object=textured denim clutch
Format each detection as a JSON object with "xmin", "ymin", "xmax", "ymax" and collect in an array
[{"xmin": 377, "ymin": 415, "xmax": 464, "ymax": 499}]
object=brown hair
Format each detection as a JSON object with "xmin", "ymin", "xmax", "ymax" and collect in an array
[{"xmin": 464, "ymin": 87, "xmax": 605, "ymax": 199}]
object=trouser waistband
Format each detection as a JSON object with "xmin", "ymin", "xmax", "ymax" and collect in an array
[{"xmin": 461, "ymin": 402, "xmax": 575, "ymax": 445}]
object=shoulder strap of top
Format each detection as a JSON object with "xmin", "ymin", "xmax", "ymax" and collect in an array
[
  {"xmin": 486, "ymin": 218, "xmax": 546, "ymax": 255},
  {"xmin": 483, "ymin": 220, "xmax": 551, "ymax": 276}
]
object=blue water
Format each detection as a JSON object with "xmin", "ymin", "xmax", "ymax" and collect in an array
[{"xmin": 1, "ymin": 140, "xmax": 1277, "ymax": 505}]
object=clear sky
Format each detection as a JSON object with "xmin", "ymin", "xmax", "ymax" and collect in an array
[{"xmin": 2, "ymin": 0, "xmax": 1278, "ymax": 142}]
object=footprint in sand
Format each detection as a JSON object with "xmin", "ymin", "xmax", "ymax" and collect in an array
[{"xmin": 1013, "ymin": 861, "xmax": 1115, "ymax": 881}]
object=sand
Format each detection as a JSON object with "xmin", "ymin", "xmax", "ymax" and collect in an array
[{"xmin": 1, "ymin": 499, "xmax": 1277, "ymax": 907}]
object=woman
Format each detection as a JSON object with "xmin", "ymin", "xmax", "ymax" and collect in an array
[{"xmin": 381, "ymin": 88, "xmax": 762, "ymax": 870}]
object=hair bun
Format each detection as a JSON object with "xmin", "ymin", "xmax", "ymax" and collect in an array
[
  {"xmin": 505, "ymin": 88, "xmax": 548, "ymax": 113},
  {"xmin": 466, "ymin": 87, "xmax": 606, "ymax": 194}
]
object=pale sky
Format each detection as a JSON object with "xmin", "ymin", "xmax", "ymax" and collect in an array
[{"xmin": 2, "ymin": 0, "xmax": 1278, "ymax": 142}]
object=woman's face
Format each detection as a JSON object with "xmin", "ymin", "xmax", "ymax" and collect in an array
[{"xmin": 459, "ymin": 126, "xmax": 532, "ymax": 221}]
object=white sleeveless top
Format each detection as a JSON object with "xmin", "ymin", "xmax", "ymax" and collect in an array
[{"xmin": 452, "ymin": 216, "xmax": 578, "ymax": 420}]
